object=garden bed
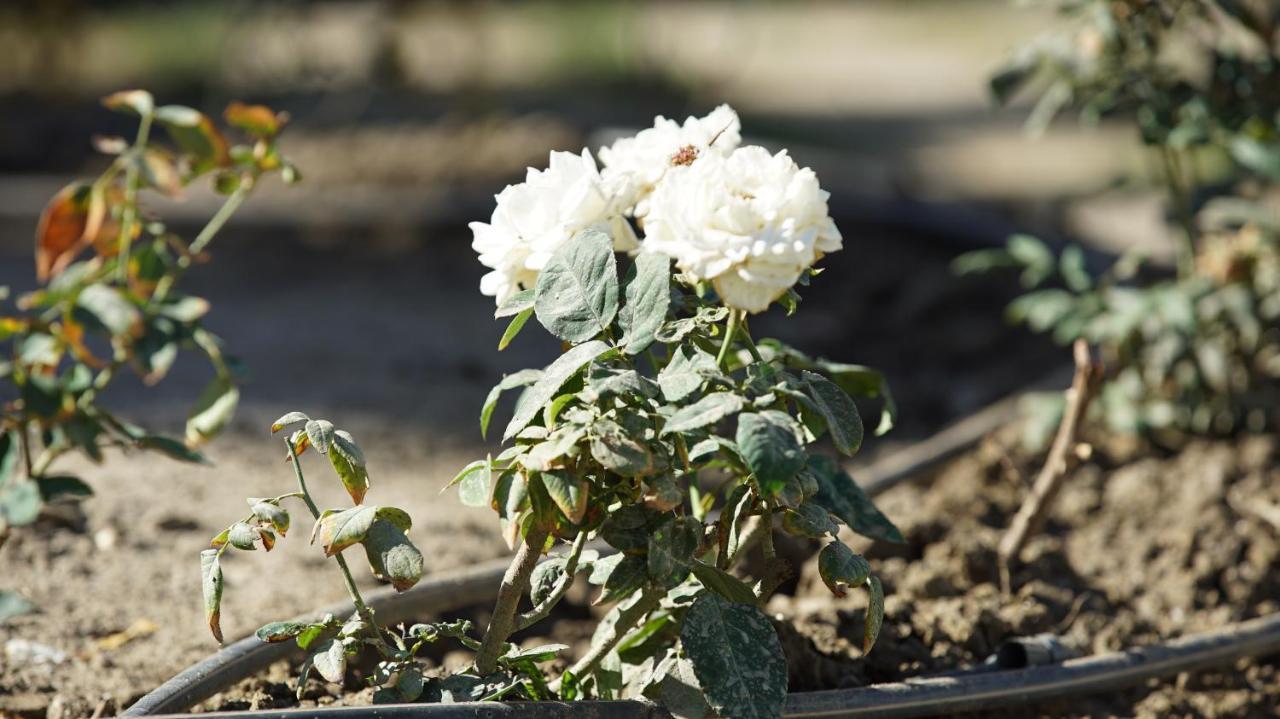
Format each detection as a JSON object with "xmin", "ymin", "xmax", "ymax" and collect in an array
[{"xmin": 181, "ymin": 429, "xmax": 1280, "ymax": 717}]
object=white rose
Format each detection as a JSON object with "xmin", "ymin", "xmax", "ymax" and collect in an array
[
  {"xmin": 642, "ymin": 145, "xmax": 841, "ymax": 314},
  {"xmin": 470, "ymin": 149, "xmax": 637, "ymax": 305},
  {"xmin": 599, "ymin": 104, "xmax": 741, "ymax": 218}
]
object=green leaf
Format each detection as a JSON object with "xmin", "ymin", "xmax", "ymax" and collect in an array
[
  {"xmin": 227, "ymin": 521, "xmax": 261, "ymax": 550},
  {"xmin": 735, "ymin": 411, "xmax": 805, "ymax": 495},
  {"xmin": 329, "ymin": 430, "xmax": 370, "ymax": 505},
  {"xmin": 534, "ymin": 229, "xmax": 619, "ymax": 344},
  {"xmin": 36, "ymin": 475, "xmax": 93, "ymax": 502},
  {"xmin": 799, "ymin": 371, "xmax": 863, "ymax": 456},
  {"xmin": 137, "ymin": 435, "xmax": 211, "ymax": 465},
  {"xmin": 271, "ymin": 411, "xmax": 310, "ymax": 433},
  {"xmin": 590, "ymin": 419, "xmax": 656, "ymax": 477},
  {"xmin": 658, "ymin": 346, "xmax": 720, "ymax": 403},
  {"xmin": 530, "ymin": 557, "xmax": 569, "ymax": 605},
  {"xmin": 200, "ymin": 549, "xmax": 224, "ymax": 642},
  {"xmin": 481, "ymin": 369, "xmax": 542, "ymax": 439},
  {"xmin": 642, "ymin": 651, "xmax": 709, "ymax": 719},
  {"xmin": 0, "ymin": 591, "xmax": 35, "ymax": 624},
  {"xmin": 363, "ymin": 519, "xmax": 424, "ymax": 592},
  {"xmin": 0, "ymin": 479, "xmax": 41, "ymax": 527},
  {"xmin": 662, "ymin": 392, "xmax": 745, "ymax": 436},
  {"xmin": 782, "ymin": 501, "xmax": 837, "ymax": 538},
  {"xmin": 595, "ymin": 555, "xmax": 647, "ymax": 606},
  {"xmin": 305, "ymin": 419, "xmax": 335, "ymax": 454},
  {"xmin": 690, "ymin": 561, "xmax": 757, "ymax": 605},
  {"xmin": 681, "ymin": 592, "xmax": 787, "ymax": 719},
  {"xmin": 315, "ymin": 505, "xmax": 409, "ymax": 556},
  {"xmin": 77, "ymin": 284, "xmax": 140, "ymax": 337},
  {"xmin": 865, "ymin": 575, "xmax": 885, "ymax": 652},
  {"xmin": 600, "ymin": 506, "xmax": 651, "ymax": 553},
  {"xmin": 648, "ymin": 516, "xmax": 701, "ymax": 586},
  {"xmin": 460, "ymin": 470, "xmax": 491, "ymax": 508},
  {"xmin": 806, "ymin": 455, "xmax": 903, "ymax": 544},
  {"xmin": 818, "ymin": 541, "xmax": 871, "ymax": 597},
  {"xmin": 154, "ymin": 105, "xmax": 229, "ymax": 173},
  {"xmin": 622, "ymin": 253, "xmax": 671, "ymax": 355},
  {"xmin": 539, "ymin": 470, "xmax": 589, "ymax": 523},
  {"xmin": 504, "ymin": 340, "xmax": 613, "ymax": 440},
  {"xmin": 310, "ymin": 637, "xmax": 348, "ymax": 684},
  {"xmin": 495, "ymin": 288, "xmax": 536, "ymax": 318},
  {"xmin": 256, "ymin": 621, "xmax": 307, "ymax": 643},
  {"xmin": 250, "ymin": 500, "xmax": 290, "ymax": 536},
  {"xmin": 1007, "ymin": 233, "xmax": 1055, "ymax": 287},
  {"xmin": 186, "ymin": 376, "xmax": 239, "ymax": 445},
  {"xmin": 498, "ymin": 307, "xmax": 533, "ymax": 351}
]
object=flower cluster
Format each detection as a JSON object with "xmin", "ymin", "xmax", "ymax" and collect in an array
[{"xmin": 470, "ymin": 105, "xmax": 842, "ymax": 313}]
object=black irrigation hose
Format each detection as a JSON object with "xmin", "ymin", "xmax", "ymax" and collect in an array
[{"xmin": 132, "ymin": 613, "xmax": 1280, "ymax": 719}]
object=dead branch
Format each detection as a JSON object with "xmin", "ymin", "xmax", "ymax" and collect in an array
[{"xmin": 999, "ymin": 339, "xmax": 1101, "ymax": 593}]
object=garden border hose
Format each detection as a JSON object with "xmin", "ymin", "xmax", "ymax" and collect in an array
[
  {"xmin": 123, "ymin": 372, "xmax": 1068, "ymax": 718},
  {"xmin": 131, "ymin": 613, "xmax": 1280, "ymax": 718}
]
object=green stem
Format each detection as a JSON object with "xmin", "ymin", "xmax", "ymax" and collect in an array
[
  {"xmin": 117, "ymin": 112, "xmax": 153, "ymax": 283},
  {"xmin": 283, "ymin": 438, "xmax": 381, "ymax": 638},
  {"xmin": 739, "ymin": 317, "xmax": 765, "ymax": 363},
  {"xmin": 153, "ymin": 182, "xmax": 251, "ymax": 301},
  {"xmin": 715, "ymin": 309, "xmax": 742, "ymax": 370},
  {"xmin": 1160, "ymin": 146, "xmax": 1197, "ymax": 280},
  {"xmin": 552, "ymin": 586, "xmax": 663, "ymax": 691}
]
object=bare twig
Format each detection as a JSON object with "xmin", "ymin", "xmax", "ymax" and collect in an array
[{"xmin": 998, "ymin": 339, "xmax": 1101, "ymax": 593}]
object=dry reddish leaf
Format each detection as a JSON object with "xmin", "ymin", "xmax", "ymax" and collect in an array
[
  {"xmin": 224, "ymin": 101, "xmax": 285, "ymax": 138},
  {"xmin": 34, "ymin": 183, "xmax": 137, "ymax": 282},
  {"xmin": 35, "ymin": 183, "xmax": 94, "ymax": 282}
]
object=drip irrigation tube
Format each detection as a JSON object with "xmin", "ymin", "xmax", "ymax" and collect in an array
[{"xmin": 131, "ymin": 613, "xmax": 1280, "ymax": 719}]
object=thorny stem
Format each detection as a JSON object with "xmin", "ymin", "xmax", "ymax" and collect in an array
[
  {"xmin": 117, "ymin": 112, "xmax": 153, "ymax": 284},
  {"xmin": 1160, "ymin": 146, "xmax": 1198, "ymax": 281},
  {"xmin": 474, "ymin": 523, "xmax": 551, "ymax": 675},
  {"xmin": 551, "ymin": 586, "xmax": 664, "ymax": 692},
  {"xmin": 283, "ymin": 438, "xmax": 384, "ymax": 646},
  {"xmin": 715, "ymin": 309, "xmax": 742, "ymax": 370},
  {"xmin": 516, "ymin": 530, "xmax": 588, "ymax": 631}
]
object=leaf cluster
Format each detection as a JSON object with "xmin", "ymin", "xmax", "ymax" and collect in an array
[{"xmin": 0, "ymin": 90, "xmax": 296, "ymax": 541}]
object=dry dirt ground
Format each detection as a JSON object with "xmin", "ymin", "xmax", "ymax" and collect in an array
[
  {"xmin": 775, "ymin": 431, "xmax": 1280, "ymax": 718},
  {"xmin": 0, "ymin": 203, "xmax": 1052, "ymax": 717}
]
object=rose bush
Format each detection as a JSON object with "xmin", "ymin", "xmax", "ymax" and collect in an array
[{"xmin": 208, "ymin": 105, "xmax": 898, "ymax": 719}]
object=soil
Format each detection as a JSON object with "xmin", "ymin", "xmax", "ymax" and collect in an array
[
  {"xmin": 772, "ymin": 431, "xmax": 1280, "ymax": 718},
  {"xmin": 188, "ymin": 429, "xmax": 1280, "ymax": 718}
]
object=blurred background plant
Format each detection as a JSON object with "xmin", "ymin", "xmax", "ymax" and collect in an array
[
  {"xmin": 958, "ymin": 0, "xmax": 1280, "ymax": 447},
  {"xmin": 0, "ymin": 90, "xmax": 296, "ymax": 557}
]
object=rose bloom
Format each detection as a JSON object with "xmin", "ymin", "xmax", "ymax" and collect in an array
[
  {"xmin": 470, "ymin": 149, "xmax": 637, "ymax": 305},
  {"xmin": 599, "ymin": 104, "xmax": 741, "ymax": 219},
  {"xmin": 642, "ymin": 145, "xmax": 842, "ymax": 313}
]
